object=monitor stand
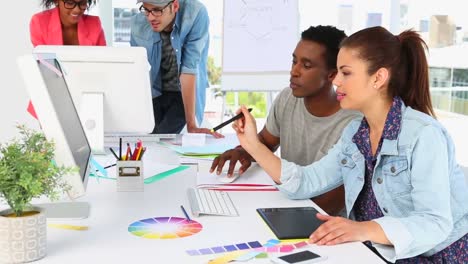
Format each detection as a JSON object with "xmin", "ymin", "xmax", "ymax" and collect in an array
[
  {"xmin": 36, "ymin": 202, "xmax": 90, "ymax": 220},
  {"xmin": 80, "ymin": 92, "xmax": 106, "ymax": 155}
]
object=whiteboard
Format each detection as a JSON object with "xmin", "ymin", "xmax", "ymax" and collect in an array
[{"xmin": 222, "ymin": 0, "xmax": 299, "ymax": 91}]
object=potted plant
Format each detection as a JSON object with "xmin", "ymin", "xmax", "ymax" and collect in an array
[{"xmin": 0, "ymin": 125, "xmax": 73, "ymax": 263}]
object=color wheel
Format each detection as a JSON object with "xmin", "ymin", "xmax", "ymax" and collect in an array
[{"xmin": 128, "ymin": 217, "xmax": 203, "ymax": 239}]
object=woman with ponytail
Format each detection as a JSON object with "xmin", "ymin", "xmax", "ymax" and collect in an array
[{"xmin": 232, "ymin": 26, "xmax": 467, "ymax": 263}]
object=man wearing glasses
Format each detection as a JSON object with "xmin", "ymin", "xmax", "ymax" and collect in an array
[
  {"xmin": 30, "ymin": 0, "xmax": 106, "ymax": 46},
  {"xmin": 131, "ymin": 0, "xmax": 221, "ymax": 137}
]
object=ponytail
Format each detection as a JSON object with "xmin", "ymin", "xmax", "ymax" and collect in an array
[
  {"xmin": 341, "ymin": 27, "xmax": 435, "ymax": 117},
  {"xmin": 397, "ymin": 30, "xmax": 435, "ymax": 117}
]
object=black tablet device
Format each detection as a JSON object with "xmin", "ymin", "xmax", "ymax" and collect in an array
[{"xmin": 256, "ymin": 207, "xmax": 323, "ymax": 239}]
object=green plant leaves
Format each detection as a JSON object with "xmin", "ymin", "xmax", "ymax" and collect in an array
[{"xmin": 0, "ymin": 125, "xmax": 74, "ymax": 217}]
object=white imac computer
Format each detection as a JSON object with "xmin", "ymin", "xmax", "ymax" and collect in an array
[
  {"xmin": 32, "ymin": 46, "xmax": 155, "ymax": 153},
  {"xmin": 17, "ymin": 54, "xmax": 92, "ymax": 219}
]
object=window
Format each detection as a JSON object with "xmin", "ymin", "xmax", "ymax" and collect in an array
[
  {"xmin": 107, "ymin": 0, "xmax": 468, "ymax": 116},
  {"xmin": 113, "ymin": 8, "xmax": 138, "ymax": 44}
]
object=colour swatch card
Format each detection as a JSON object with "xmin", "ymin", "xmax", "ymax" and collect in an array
[
  {"xmin": 186, "ymin": 239, "xmax": 309, "ymax": 256},
  {"xmin": 128, "ymin": 217, "xmax": 202, "ymax": 239},
  {"xmin": 186, "ymin": 239, "xmax": 312, "ymax": 264},
  {"xmin": 186, "ymin": 240, "xmax": 264, "ymax": 256},
  {"xmin": 207, "ymin": 239, "xmax": 283, "ymax": 264},
  {"xmin": 253, "ymin": 241, "xmax": 309, "ymax": 253}
]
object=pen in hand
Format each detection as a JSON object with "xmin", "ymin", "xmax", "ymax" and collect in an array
[
  {"xmin": 180, "ymin": 205, "xmax": 192, "ymax": 222},
  {"xmin": 210, "ymin": 108, "xmax": 253, "ymax": 132}
]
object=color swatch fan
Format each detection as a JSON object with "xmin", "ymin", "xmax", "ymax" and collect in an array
[{"xmin": 128, "ymin": 217, "xmax": 203, "ymax": 239}]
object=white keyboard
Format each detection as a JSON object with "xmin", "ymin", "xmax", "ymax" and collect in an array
[
  {"xmin": 104, "ymin": 133, "xmax": 177, "ymax": 143},
  {"xmin": 187, "ymin": 188, "xmax": 239, "ymax": 217}
]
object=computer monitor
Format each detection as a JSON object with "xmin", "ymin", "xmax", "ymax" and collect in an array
[
  {"xmin": 32, "ymin": 45, "xmax": 155, "ymax": 153},
  {"xmin": 17, "ymin": 54, "xmax": 92, "ymax": 218}
]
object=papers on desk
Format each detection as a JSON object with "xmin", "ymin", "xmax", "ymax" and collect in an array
[
  {"xmin": 169, "ymin": 145, "xmax": 235, "ymax": 156},
  {"xmin": 197, "ymin": 162, "xmax": 277, "ymax": 191},
  {"xmin": 163, "ymin": 133, "xmax": 239, "ymax": 156},
  {"xmin": 180, "ymin": 155, "xmax": 218, "ymax": 164}
]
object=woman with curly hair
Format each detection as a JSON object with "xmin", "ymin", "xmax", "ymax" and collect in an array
[{"xmin": 30, "ymin": 0, "xmax": 106, "ymax": 46}]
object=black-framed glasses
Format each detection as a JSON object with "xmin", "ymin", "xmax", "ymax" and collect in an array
[
  {"xmin": 62, "ymin": 0, "xmax": 89, "ymax": 10},
  {"xmin": 139, "ymin": 1, "xmax": 174, "ymax": 17}
]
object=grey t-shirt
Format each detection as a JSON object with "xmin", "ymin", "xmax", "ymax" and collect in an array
[{"xmin": 266, "ymin": 87, "xmax": 361, "ymax": 166}]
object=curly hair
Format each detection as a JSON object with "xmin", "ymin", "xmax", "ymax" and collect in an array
[
  {"xmin": 301, "ymin": 25, "xmax": 347, "ymax": 70},
  {"xmin": 41, "ymin": 0, "xmax": 97, "ymax": 10}
]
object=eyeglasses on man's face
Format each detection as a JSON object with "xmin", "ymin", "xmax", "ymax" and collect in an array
[
  {"xmin": 139, "ymin": 1, "xmax": 174, "ymax": 17},
  {"xmin": 62, "ymin": 0, "xmax": 89, "ymax": 10}
]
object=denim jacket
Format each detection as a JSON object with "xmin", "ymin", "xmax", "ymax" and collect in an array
[
  {"xmin": 278, "ymin": 104, "xmax": 468, "ymax": 262},
  {"xmin": 130, "ymin": 0, "xmax": 209, "ymax": 125}
]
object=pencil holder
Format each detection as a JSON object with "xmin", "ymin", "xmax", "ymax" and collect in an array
[{"xmin": 116, "ymin": 160, "xmax": 144, "ymax": 192}]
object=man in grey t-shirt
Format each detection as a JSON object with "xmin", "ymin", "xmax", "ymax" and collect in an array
[{"xmin": 210, "ymin": 26, "xmax": 360, "ymax": 215}]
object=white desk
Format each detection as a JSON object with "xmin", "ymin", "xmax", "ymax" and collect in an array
[{"xmin": 31, "ymin": 144, "xmax": 384, "ymax": 263}]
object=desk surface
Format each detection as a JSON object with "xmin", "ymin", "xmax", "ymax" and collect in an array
[{"xmin": 30, "ymin": 144, "xmax": 383, "ymax": 263}]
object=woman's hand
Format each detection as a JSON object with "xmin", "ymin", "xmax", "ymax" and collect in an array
[
  {"xmin": 232, "ymin": 105, "xmax": 260, "ymax": 153},
  {"xmin": 309, "ymin": 213, "xmax": 373, "ymax": 245}
]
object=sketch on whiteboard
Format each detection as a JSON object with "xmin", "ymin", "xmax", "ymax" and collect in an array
[{"xmin": 223, "ymin": 0, "xmax": 298, "ymax": 72}]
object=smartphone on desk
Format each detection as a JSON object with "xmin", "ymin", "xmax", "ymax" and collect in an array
[{"xmin": 271, "ymin": 250, "xmax": 327, "ymax": 264}]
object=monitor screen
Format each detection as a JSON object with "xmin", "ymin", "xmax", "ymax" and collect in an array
[
  {"xmin": 17, "ymin": 54, "xmax": 91, "ymax": 199},
  {"xmin": 32, "ymin": 46, "xmax": 155, "ymax": 153},
  {"xmin": 33, "ymin": 46, "xmax": 154, "ymax": 134},
  {"xmin": 36, "ymin": 59, "xmax": 91, "ymax": 184}
]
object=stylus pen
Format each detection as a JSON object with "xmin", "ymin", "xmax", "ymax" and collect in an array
[
  {"xmin": 180, "ymin": 205, "xmax": 192, "ymax": 222},
  {"xmin": 94, "ymin": 163, "xmax": 116, "ymax": 172},
  {"xmin": 104, "ymin": 163, "xmax": 116, "ymax": 169},
  {"xmin": 211, "ymin": 108, "xmax": 253, "ymax": 132}
]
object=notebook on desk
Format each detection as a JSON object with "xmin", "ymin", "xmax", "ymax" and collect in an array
[
  {"xmin": 256, "ymin": 207, "xmax": 323, "ymax": 239},
  {"xmin": 196, "ymin": 162, "xmax": 277, "ymax": 191},
  {"xmin": 162, "ymin": 133, "xmax": 240, "ymax": 156}
]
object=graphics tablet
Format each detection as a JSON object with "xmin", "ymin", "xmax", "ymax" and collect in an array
[{"xmin": 256, "ymin": 207, "xmax": 323, "ymax": 239}]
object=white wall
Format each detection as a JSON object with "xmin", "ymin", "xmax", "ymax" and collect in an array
[
  {"xmin": 0, "ymin": 2, "xmax": 41, "ymax": 142},
  {"xmin": 98, "ymin": 0, "xmax": 113, "ymax": 46}
]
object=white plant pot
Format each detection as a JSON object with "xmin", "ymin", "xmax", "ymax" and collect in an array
[{"xmin": 0, "ymin": 207, "xmax": 46, "ymax": 263}]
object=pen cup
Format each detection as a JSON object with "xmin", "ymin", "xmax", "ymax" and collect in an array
[{"xmin": 116, "ymin": 160, "xmax": 144, "ymax": 192}]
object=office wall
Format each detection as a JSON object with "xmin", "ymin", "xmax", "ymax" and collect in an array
[
  {"xmin": 0, "ymin": 2, "xmax": 41, "ymax": 143},
  {"xmin": 98, "ymin": 0, "xmax": 113, "ymax": 46}
]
